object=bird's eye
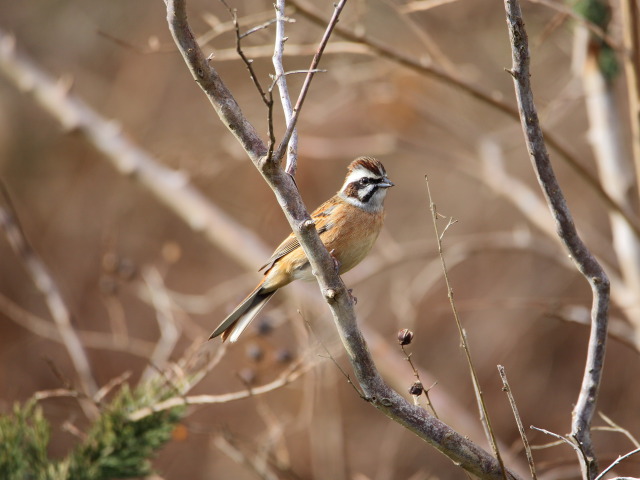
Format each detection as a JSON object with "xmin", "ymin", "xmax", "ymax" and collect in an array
[{"xmin": 359, "ymin": 177, "xmax": 370, "ymax": 185}]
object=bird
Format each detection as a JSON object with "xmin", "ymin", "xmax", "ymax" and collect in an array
[{"xmin": 209, "ymin": 157, "xmax": 394, "ymax": 342}]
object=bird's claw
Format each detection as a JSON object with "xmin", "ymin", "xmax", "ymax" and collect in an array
[{"xmin": 348, "ymin": 288, "xmax": 357, "ymax": 305}]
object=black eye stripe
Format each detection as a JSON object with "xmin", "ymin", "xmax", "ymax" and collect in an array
[{"xmin": 360, "ymin": 185, "xmax": 378, "ymax": 203}]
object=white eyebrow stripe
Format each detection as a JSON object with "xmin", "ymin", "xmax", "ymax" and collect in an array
[{"xmin": 342, "ymin": 169, "xmax": 380, "ymax": 188}]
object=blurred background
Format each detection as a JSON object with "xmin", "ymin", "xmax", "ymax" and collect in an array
[{"xmin": 1, "ymin": 0, "xmax": 639, "ymax": 478}]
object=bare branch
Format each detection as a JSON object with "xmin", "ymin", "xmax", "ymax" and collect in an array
[
  {"xmin": 272, "ymin": 0, "xmax": 347, "ymax": 164},
  {"xmin": 0, "ymin": 185, "xmax": 99, "ymax": 405},
  {"xmin": 503, "ymin": 1, "xmax": 610, "ymax": 477},
  {"xmin": 128, "ymin": 358, "xmax": 309, "ymax": 421},
  {"xmin": 211, "ymin": 41, "xmax": 372, "ymax": 62},
  {"xmin": 0, "ymin": 292, "xmax": 157, "ymax": 358},
  {"xmin": 597, "ymin": 412, "xmax": 640, "ymax": 449},
  {"xmin": 426, "ymin": 177, "xmax": 507, "ymax": 479},
  {"xmin": 498, "ymin": 365, "xmax": 537, "ymax": 480},
  {"xmin": 141, "ymin": 267, "xmax": 181, "ymax": 381},
  {"xmin": 213, "ymin": 432, "xmax": 280, "ymax": 480},
  {"xmin": 594, "ymin": 448, "xmax": 640, "ymax": 480},
  {"xmin": 162, "ymin": 1, "xmax": 521, "ymax": 477},
  {"xmin": 272, "ymin": 0, "xmax": 299, "ymax": 175}
]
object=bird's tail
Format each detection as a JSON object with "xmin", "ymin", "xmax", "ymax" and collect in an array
[{"xmin": 209, "ymin": 286, "xmax": 276, "ymax": 343}]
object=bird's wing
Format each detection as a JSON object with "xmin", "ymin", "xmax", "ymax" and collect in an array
[{"xmin": 258, "ymin": 201, "xmax": 336, "ymax": 272}]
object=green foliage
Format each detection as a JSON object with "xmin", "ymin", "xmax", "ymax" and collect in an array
[
  {"xmin": 67, "ymin": 385, "xmax": 182, "ymax": 479},
  {"xmin": 572, "ymin": 0, "xmax": 619, "ymax": 81},
  {"xmin": 0, "ymin": 385, "xmax": 184, "ymax": 480},
  {"xmin": 573, "ymin": 0, "xmax": 610, "ymax": 28},
  {"xmin": 598, "ymin": 44, "xmax": 620, "ymax": 82},
  {"xmin": 0, "ymin": 401, "xmax": 53, "ymax": 480}
]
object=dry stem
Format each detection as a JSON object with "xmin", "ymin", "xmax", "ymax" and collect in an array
[
  {"xmin": 504, "ymin": 1, "xmax": 610, "ymax": 477},
  {"xmin": 426, "ymin": 177, "xmax": 507, "ymax": 479},
  {"xmin": 497, "ymin": 365, "xmax": 537, "ymax": 480},
  {"xmin": 0, "ymin": 186, "xmax": 99, "ymax": 417}
]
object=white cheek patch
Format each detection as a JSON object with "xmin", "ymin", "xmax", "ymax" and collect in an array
[
  {"xmin": 340, "ymin": 193, "xmax": 366, "ymax": 208},
  {"xmin": 358, "ymin": 184, "xmax": 375, "ymax": 200}
]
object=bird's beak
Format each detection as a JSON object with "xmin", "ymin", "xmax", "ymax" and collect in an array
[{"xmin": 379, "ymin": 177, "xmax": 394, "ymax": 188}]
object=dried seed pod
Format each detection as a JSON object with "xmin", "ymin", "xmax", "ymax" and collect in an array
[
  {"xmin": 256, "ymin": 318, "xmax": 274, "ymax": 336},
  {"xmin": 408, "ymin": 381, "xmax": 423, "ymax": 396},
  {"xmin": 246, "ymin": 343, "xmax": 264, "ymax": 362},
  {"xmin": 397, "ymin": 328, "xmax": 414, "ymax": 346},
  {"xmin": 275, "ymin": 349, "xmax": 293, "ymax": 364}
]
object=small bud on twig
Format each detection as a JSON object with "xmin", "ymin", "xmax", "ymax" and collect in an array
[
  {"xmin": 397, "ymin": 328, "xmax": 414, "ymax": 346},
  {"xmin": 409, "ymin": 381, "xmax": 423, "ymax": 396}
]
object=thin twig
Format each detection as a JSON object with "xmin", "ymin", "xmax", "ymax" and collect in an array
[
  {"xmin": 425, "ymin": 176, "xmax": 507, "ymax": 480},
  {"xmin": 199, "ymin": 9, "xmax": 294, "ymax": 47},
  {"xmin": 0, "ymin": 291, "xmax": 158, "ymax": 357},
  {"xmin": 220, "ymin": 0, "xmax": 269, "ymax": 104},
  {"xmin": 272, "ymin": 0, "xmax": 347, "ymax": 163},
  {"xmin": 219, "ymin": 0, "xmax": 276, "ymax": 158},
  {"xmin": 210, "ymin": 42, "xmax": 372, "ymax": 62},
  {"xmin": 594, "ymin": 447, "xmax": 640, "ymax": 480},
  {"xmin": 272, "ymin": 0, "xmax": 299, "ymax": 175},
  {"xmin": 303, "ymin": 314, "xmax": 366, "ymax": 399},
  {"xmin": 93, "ymin": 371, "xmax": 133, "ymax": 403},
  {"xmin": 240, "ymin": 18, "xmax": 280, "ymax": 39},
  {"xmin": 141, "ymin": 267, "xmax": 181, "ymax": 381},
  {"xmin": 596, "ymin": 412, "xmax": 640, "ymax": 449},
  {"xmin": 401, "ymin": 344, "xmax": 438, "ymax": 418},
  {"xmin": 528, "ymin": 0, "xmax": 620, "ymax": 49},
  {"xmin": 128, "ymin": 358, "xmax": 309, "ymax": 420},
  {"xmin": 497, "ymin": 365, "xmax": 537, "ymax": 480},
  {"xmin": 0, "ymin": 185, "xmax": 99, "ymax": 404},
  {"xmin": 504, "ymin": 1, "xmax": 610, "ymax": 477},
  {"xmin": 531, "ymin": 426, "xmax": 586, "ymax": 459},
  {"xmin": 213, "ymin": 432, "xmax": 280, "ymax": 480}
]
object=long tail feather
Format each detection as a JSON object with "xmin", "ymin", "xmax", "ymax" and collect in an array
[{"xmin": 209, "ymin": 287, "xmax": 276, "ymax": 342}]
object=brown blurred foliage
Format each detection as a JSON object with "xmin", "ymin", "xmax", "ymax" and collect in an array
[{"xmin": 1, "ymin": 0, "xmax": 639, "ymax": 478}]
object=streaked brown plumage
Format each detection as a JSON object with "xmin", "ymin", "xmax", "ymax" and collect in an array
[{"xmin": 210, "ymin": 157, "xmax": 393, "ymax": 342}]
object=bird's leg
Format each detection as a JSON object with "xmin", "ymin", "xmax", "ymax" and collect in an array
[{"xmin": 348, "ymin": 289, "xmax": 358, "ymax": 305}]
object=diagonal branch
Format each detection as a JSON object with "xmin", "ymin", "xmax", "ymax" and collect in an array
[
  {"xmin": 271, "ymin": 0, "xmax": 347, "ymax": 164},
  {"xmin": 0, "ymin": 185, "xmax": 99, "ymax": 415},
  {"xmin": 503, "ymin": 1, "xmax": 610, "ymax": 478},
  {"xmin": 163, "ymin": 1, "xmax": 520, "ymax": 478},
  {"xmin": 272, "ymin": 0, "xmax": 299, "ymax": 175}
]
